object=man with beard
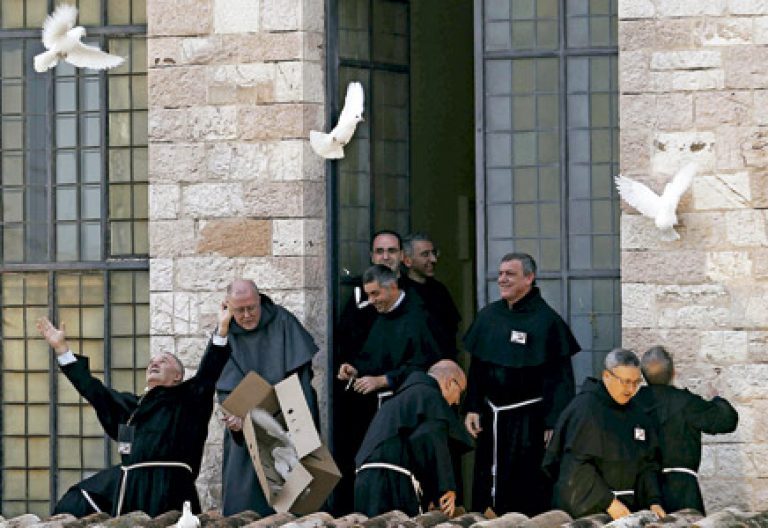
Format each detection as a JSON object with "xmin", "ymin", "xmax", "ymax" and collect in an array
[
  {"xmin": 401, "ymin": 233, "xmax": 461, "ymax": 359},
  {"xmin": 543, "ymin": 348, "xmax": 665, "ymax": 520},
  {"xmin": 215, "ymin": 279, "xmax": 319, "ymax": 516},
  {"xmin": 36, "ymin": 305, "xmax": 232, "ymax": 518},
  {"xmin": 635, "ymin": 346, "xmax": 738, "ymax": 514},
  {"xmin": 335, "ymin": 264, "xmax": 441, "ymax": 513},
  {"xmin": 463, "ymin": 252, "xmax": 580, "ymax": 516},
  {"xmin": 354, "ymin": 360, "xmax": 474, "ymax": 517}
]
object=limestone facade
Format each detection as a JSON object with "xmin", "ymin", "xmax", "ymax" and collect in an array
[
  {"xmin": 619, "ymin": 0, "xmax": 768, "ymax": 511},
  {"xmin": 146, "ymin": 0, "xmax": 326, "ymax": 509}
]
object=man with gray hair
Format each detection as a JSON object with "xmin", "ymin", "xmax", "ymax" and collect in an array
[
  {"xmin": 543, "ymin": 348, "xmax": 665, "ymax": 520},
  {"xmin": 635, "ymin": 346, "xmax": 738, "ymax": 514},
  {"xmin": 401, "ymin": 233, "xmax": 461, "ymax": 359}
]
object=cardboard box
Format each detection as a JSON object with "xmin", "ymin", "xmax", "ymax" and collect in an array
[{"xmin": 222, "ymin": 372, "xmax": 341, "ymax": 515}]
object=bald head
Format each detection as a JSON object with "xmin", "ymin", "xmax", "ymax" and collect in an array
[
  {"xmin": 227, "ymin": 279, "xmax": 259, "ymax": 298},
  {"xmin": 428, "ymin": 360, "xmax": 467, "ymax": 406}
]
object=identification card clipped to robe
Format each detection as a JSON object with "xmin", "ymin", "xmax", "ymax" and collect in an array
[
  {"xmin": 118, "ymin": 424, "xmax": 135, "ymax": 455},
  {"xmin": 634, "ymin": 426, "xmax": 646, "ymax": 441},
  {"xmin": 510, "ymin": 330, "xmax": 527, "ymax": 344}
]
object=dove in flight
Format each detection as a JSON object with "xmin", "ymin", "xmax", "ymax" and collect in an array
[
  {"xmin": 615, "ymin": 162, "xmax": 698, "ymax": 241},
  {"xmin": 310, "ymin": 81, "xmax": 364, "ymax": 159},
  {"xmin": 34, "ymin": 4, "xmax": 125, "ymax": 73},
  {"xmin": 174, "ymin": 501, "xmax": 200, "ymax": 528}
]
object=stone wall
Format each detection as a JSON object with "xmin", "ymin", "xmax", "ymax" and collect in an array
[
  {"xmin": 146, "ymin": 0, "xmax": 326, "ymax": 509},
  {"xmin": 619, "ymin": 0, "xmax": 768, "ymax": 511}
]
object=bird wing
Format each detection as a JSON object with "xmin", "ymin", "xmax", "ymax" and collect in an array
[
  {"xmin": 66, "ymin": 42, "xmax": 125, "ymax": 70},
  {"xmin": 615, "ymin": 174, "xmax": 662, "ymax": 218},
  {"xmin": 338, "ymin": 81, "xmax": 364, "ymax": 123},
  {"xmin": 42, "ymin": 4, "xmax": 78, "ymax": 50},
  {"xmin": 661, "ymin": 161, "xmax": 697, "ymax": 205}
]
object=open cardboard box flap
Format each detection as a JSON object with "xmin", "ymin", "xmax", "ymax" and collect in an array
[{"xmin": 221, "ymin": 372, "xmax": 340, "ymax": 514}]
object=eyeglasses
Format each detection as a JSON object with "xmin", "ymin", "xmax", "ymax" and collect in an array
[
  {"xmin": 231, "ymin": 304, "xmax": 259, "ymax": 316},
  {"xmin": 605, "ymin": 369, "xmax": 643, "ymax": 390},
  {"xmin": 373, "ymin": 247, "xmax": 401, "ymax": 255}
]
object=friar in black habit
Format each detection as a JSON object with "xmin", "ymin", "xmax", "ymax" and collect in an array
[
  {"xmin": 354, "ymin": 360, "xmax": 474, "ymax": 517},
  {"xmin": 37, "ymin": 305, "xmax": 233, "ymax": 518}
]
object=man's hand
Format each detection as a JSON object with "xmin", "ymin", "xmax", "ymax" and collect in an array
[
  {"xmin": 36, "ymin": 317, "xmax": 69, "ymax": 355},
  {"xmin": 465, "ymin": 412, "xmax": 482, "ymax": 438},
  {"xmin": 337, "ymin": 363, "xmax": 358, "ymax": 381},
  {"xmin": 353, "ymin": 375, "xmax": 388, "ymax": 394},
  {"xmin": 650, "ymin": 504, "xmax": 666, "ymax": 519},
  {"xmin": 438, "ymin": 490, "xmax": 457, "ymax": 517},
  {"xmin": 222, "ymin": 414, "xmax": 244, "ymax": 432},
  {"xmin": 218, "ymin": 301, "xmax": 233, "ymax": 337},
  {"xmin": 544, "ymin": 429, "xmax": 554, "ymax": 446},
  {"xmin": 606, "ymin": 498, "xmax": 631, "ymax": 520}
]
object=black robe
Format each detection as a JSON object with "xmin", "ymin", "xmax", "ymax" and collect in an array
[
  {"xmin": 333, "ymin": 292, "xmax": 441, "ymax": 515},
  {"xmin": 463, "ymin": 287, "xmax": 580, "ymax": 515},
  {"xmin": 634, "ymin": 385, "xmax": 738, "ymax": 513},
  {"xmin": 542, "ymin": 378, "xmax": 662, "ymax": 518},
  {"xmin": 353, "ymin": 372, "xmax": 474, "ymax": 516},
  {"xmin": 401, "ymin": 276, "xmax": 462, "ymax": 359},
  {"xmin": 215, "ymin": 294, "xmax": 319, "ymax": 516},
  {"xmin": 53, "ymin": 340, "xmax": 231, "ymax": 517}
]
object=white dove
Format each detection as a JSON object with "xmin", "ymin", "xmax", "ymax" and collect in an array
[
  {"xmin": 174, "ymin": 501, "xmax": 200, "ymax": 528},
  {"xmin": 309, "ymin": 81, "xmax": 364, "ymax": 159},
  {"xmin": 34, "ymin": 4, "xmax": 125, "ymax": 73},
  {"xmin": 615, "ymin": 162, "xmax": 698, "ymax": 241}
]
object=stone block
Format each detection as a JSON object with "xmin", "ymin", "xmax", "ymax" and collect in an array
[
  {"xmin": 654, "ymin": 18, "xmax": 697, "ymax": 49},
  {"xmin": 655, "ymin": 0, "xmax": 726, "ymax": 16},
  {"xmin": 207, "ymin": 142, "xmax": 273, "ymax": 181},
  {"xmin": 651, "ymin": 50, "xmax": 722, "ymax": 71},
  {"xmin": 243, "ymin": 180, "xmax": 324, "ymax": 217},
  {"xmin": 182, "ymin": 182, "xmax": 246, "ymax": 217},
  {"xmin": 275, "ymin": 61, "xmax": 324, "ymax": 104},
  {"xmin": 723, "ymin": 46, "xmax": 768, "ymax": 88},
  {"xmin": 151, "ymin": 335, "xmax": 175, "ymax": 356},
  {"xmin": 705, "ymin": 250, "xmax": 753, "ymax": 281},
  {"xmin": 621, "ymin": 283, "xmax": 659, "ymax": 328},
  {"xmin": 181, "ymin": 36, "xmax": 223, "ymax": 65},
  {"xmin": 149, "ymin": 143, "xmax": 207, "ymax": 183},
  {"xmin": 618, "ymin": 20, "xmax": 655, "ymax": 52},
  {"xmin": 619, "ymin": 94, "xmax": 657, "ymax": 129},
  {"xmin": 714, "ymin": 126, "xmax": 755, "ymax": 171},
  {"xmin": 619, "ymin": 130, "xmax": 651, "ymax": 173},
  {"xmin": 699, "ymin": 478, "xmax": 752, "ymax": 512},
  {"xmin": 197, "ymin": 218, "xmax": 272, "ymax": 256},
  {"xmin": 241, "ymin": 257, "xmax": 306, "ymax": 289},
  {"xmin": 621, "ymin": 250, "xmax": 707, "ymax": 284},
  {"xmin": 238, "ymin": 103, "xmax": 323, "ymax": 140},
  {"xmin": 222, "ymin": 32, "xmax": 303, "ymax": 63},
  {"xmin": 618, "ymin": 0, "xmax": 655, "ymax": 19},
  {"xmin": 187, "ymin": 105, "xmax": 238, "ymax": 141},
  {"xmin": 268, "ymin": 140, "xmax": 325, "ymax": 181},
  {"xmin": 149, "ymin": 66, "xmax": 207, "ymax": 108},
  {"xmin": 694, "ymin": 91, "xmax": 752, "ymax": 128},
  {"xmin": 149, "ymin": 184, "xmax": 180, "ymax": 220},
  {"xmin": 741, "ymin": 128, "xmax": 768, "ymax": 168},
  {"xmin": 148, "ymin": 0, "xmax": 212, "ymax": 36},
  {"xmin": 700, "ymin": 330, "xmax": 750, "ymax": 364},
  {"xmin": 693, "ymin": 172, "xmax": 751, "ymax": 210},
  {"xmin": 730, "ymin": 0, "xmax": 768, "ymax": 14},
  {"xmin": 754, "ymin": 16, "xmax": 768, "ymax": 44},
  {"xmin": 149, "ymin": 219, "xmax": 197, "ymax": 257},
  {"xmin": 176, "ymin": 337, "xmax": 208, "ymax": 371},
  {"xmin": 620, "ymin": 215, "xmax": 666, "ymax": 250},
  {"xmin": 748, "ymin": 330, "xmax": 768, "ymax": 360},
  {"xmin": 303, "ymin": 31, "xmax": 324, "ymax": 62},
  {"xmin": 671, "ymin": 70, "xmax": 725, "ymax": 91},
  {"xmin": 749, "ymin": 171, "xmax": 768, "ymax": 207},
  {"xmin": 214, "ymin": 0, "xmax": 260, "ymax": 33},
  {"xmin": 272, "ymin": 218, "xmax": 324, "ymax": 256},
  {"xmin": 694, "ymin": 17, "xmax": 752, "ymax": 46},
  {"xmin": 260, "ymin": 0, "xmax": 299, "ymax": 31},
  {"xmin": 619, "ymin": 51, "xmax": 651, "ymax": 93},
  {"xmin": 173, "ymin": 256, "xmax": 237, "ymax": 291},
  {"xmin": 150, "ymin": 292, "xmax": 174, "ymax": 334},
  {"xmin": 148, "ymin": 37, "xmax": 183, "ymax": 68},
  {"xmin": 658, "ymin": 305, "xmax": 733, "ymax": 329},
  {"xmin": 171, "ymin": 291, "xmax": 200, "ymax": 335},
  {"xmin": 726, "ymin": 209, "xmax": 768, "ymax": 246},
  {"xmin": 150, "ymin": 257, "xmax": 174, "ymax": 291},
  {"xmin": 656, "ymin": 93, "xmax": 694, "ymax": 130},
  {"xmin": 656, "ymin": 284, "xmax": 731, "ymax": 305},
  {"xmin": 721, "ymin": 364, "xmax": 768, "ymax": 401},
  {"xmin": 149, "ymin": 108, "xmax": 188, "ymax": 142},
  {"xmin": 651, "ymin": 132, "xmax": 717, "ymax": 175}
]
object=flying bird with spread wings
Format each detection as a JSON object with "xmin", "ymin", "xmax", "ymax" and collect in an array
[
  {"xmin": 34, "ymin": 4, "xmax": 125, "ymax": 73},
  {"xmin": 309, "ymin": 81, "xmax": 364, "ymax": 159},
  {"xmin": 615, "ymin": 162, "xmax": 698, "ymax": 241}
]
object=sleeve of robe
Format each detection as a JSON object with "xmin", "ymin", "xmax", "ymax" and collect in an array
[
  {"xmin": 410, "ymin": 419, "xmax": 456, "ymax": 503},
  {"xmin": 193, "ymin": 338, "xmax": 232, "ymax": 397},
  {"xmin": 685, "ymin": 395, "xmax": 739, "ymax": 435},
  {"xmin": 60, "ymin": 355, "xmax": 138, "ymax": 441}
]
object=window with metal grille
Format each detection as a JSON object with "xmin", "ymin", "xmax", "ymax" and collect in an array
[
  {"xmin": 0, "ymin": 0, "xmax": 147, "ymax": 516},
  {"xmin": 476, "ymin": 0, "xmax": 620, "ymax": 382}
]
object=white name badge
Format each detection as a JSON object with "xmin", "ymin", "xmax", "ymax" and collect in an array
[
  {"xmin": 634, "ymin": 427, "xmax": 646, "ymax": 441},
  {"xmin": 510, "ymin": 330, "xmax": 527, "ymax": 344}
]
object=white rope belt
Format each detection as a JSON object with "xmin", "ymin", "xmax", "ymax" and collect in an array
[
  {"xmin": 377, "ymin": 390, "xmax": 394, "ymax": 409},
  {"xmin": 663, "ymin": 467, "xmax": 698, "ymax": 478},
  {"xmin": 80, "ymin": 489, "xmax": 101, "ymax": 513},
  {"xmin": 486, "ymin": 396, "xmax": 543, "ymax": 507},
  {"xmin": 116, "ymin": 461, "xmax": 193, "ymax": 516},
  {"xmin": 357, "ymin": 462, "xmax": 423, "ymax": 513},
  {"xmin": 613, "ymin": 490, "xmax": 634, "ymax": 497}
]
